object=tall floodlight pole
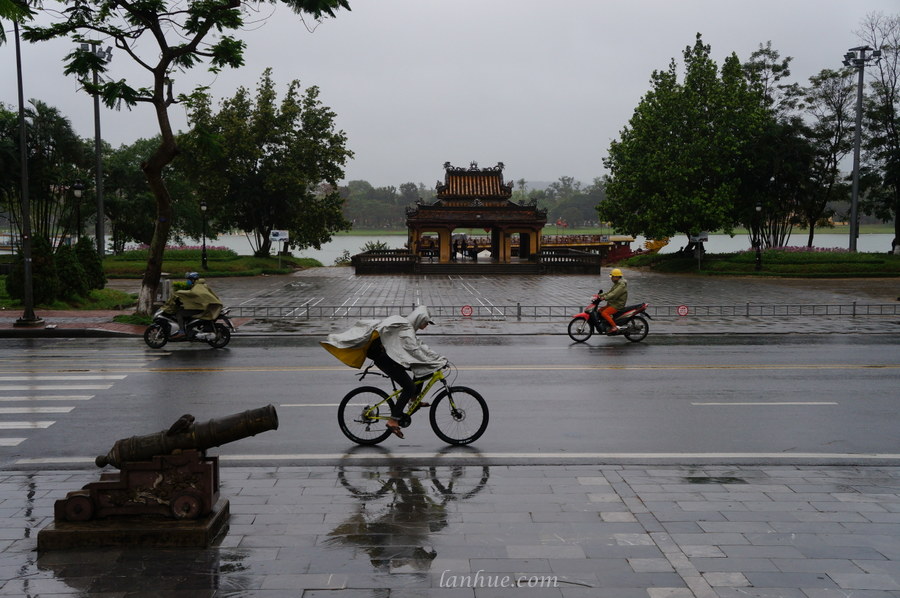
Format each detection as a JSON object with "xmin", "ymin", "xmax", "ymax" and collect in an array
[
  {"xmin": 12, "ymin": 20, "xmax": 42, "ymax": 327},
  {"xmin": 82, "ymin": 42, "xmax": 112, "ymax": 256},
  {"xmin": 842, "ymin": 46, "xmax": 881, "ymax": 252}
]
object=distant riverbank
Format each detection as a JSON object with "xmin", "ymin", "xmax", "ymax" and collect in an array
[{"xmin": 203, "ymin": 231, "xmax": 896, "ymax": 266}]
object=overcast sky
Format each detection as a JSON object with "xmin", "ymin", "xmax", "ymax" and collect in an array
[{"xmin": 2, "ymin": 0, "xmax": 896, "ymax": 188}]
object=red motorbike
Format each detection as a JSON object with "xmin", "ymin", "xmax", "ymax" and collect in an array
[{"xmin": 567, "ymin": 291, "xmax": 651, "ymax": 343}]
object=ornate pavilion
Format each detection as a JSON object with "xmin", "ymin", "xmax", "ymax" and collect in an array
[{"xmin": 405, "ymin": 162, "xmax": 547, "ymax": 264}]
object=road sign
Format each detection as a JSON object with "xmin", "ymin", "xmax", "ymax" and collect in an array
[
  {"xmin": 461, "ymin": 305, "xmax": 473, "ymax": 317},
  {"xmin": 269, "ymin": 230, "xmax": 289, "ymax": 242},
  {"xmin": 676, "ymin": 305, "xmax": 689, "ymax": 317}
]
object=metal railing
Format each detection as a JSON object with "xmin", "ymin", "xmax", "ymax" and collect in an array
[{"xmin": 227, "ymin": 303, "xmax": 900, "ymax": 321}]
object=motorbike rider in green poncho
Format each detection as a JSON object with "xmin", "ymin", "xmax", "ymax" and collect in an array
[{"xmin": 163, "ymin": 272, "xmax": 223, "ymax": 338}]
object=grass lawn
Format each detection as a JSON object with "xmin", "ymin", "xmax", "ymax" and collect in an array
[
  {"xmin": 0, "ymin": 280, "xmax": 136, "ymax": 311},
  {"xmin": 103, "ymin": 247, "xmax": 323, "ymax": 278},
  {"xmin": 622, "ymin": 248, "xmax": 900, "ymax": 277}
]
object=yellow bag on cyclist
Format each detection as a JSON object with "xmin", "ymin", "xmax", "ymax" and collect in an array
[{"xmin": 320, "ymin": 322, "xmax": 380, "ymax": 369}]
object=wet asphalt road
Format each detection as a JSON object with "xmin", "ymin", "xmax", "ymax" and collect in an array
[{"xmin": 2, "ymin": 333, "xmax": 899, "ymax": 470}]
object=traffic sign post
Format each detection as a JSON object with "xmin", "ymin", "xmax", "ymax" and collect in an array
[{"xmin": 269, "ymin": 230, "xmax": 289, "ymax": 268}]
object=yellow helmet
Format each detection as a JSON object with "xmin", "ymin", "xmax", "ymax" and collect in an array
[{"xmin": 610, "ymin": 268, "xmax": 623, "ymax": 277}]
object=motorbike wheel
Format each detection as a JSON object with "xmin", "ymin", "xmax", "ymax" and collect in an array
[
  {"xmin": 338, "ymin": 387, "xmax": 395, "ymax": 446},
  {"xmin": 207, "ymin": 323, "xmax": 231, "ymax": 349},
  {"xmin": 567, "ymin": 316, "xmax": 593, "ymax": 343},
  {"xmin": 143, "ymin": 324, "xmax": 168, "ymax": 348},
  {"xmin": 623, "ymin": 316, "xmax": 649, "ymax": 343}
]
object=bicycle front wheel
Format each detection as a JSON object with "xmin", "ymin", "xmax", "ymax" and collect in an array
[
  {"xmin": 429, "ymin": 386, "xmax": 489, "ymax": 445},
  {"xmin": 338, "ymin": 386, "xmax": 395, "ymax": 445}
]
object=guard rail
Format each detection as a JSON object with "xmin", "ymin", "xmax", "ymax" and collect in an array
[{"xmin": 226, "ymin": 303, "xmax": 900, "ymax": 320}]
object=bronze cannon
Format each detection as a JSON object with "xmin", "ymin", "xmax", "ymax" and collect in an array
[
  {"xmin": 55, "ymin": 405, "xmax": 278, "ymax": 522},
  {"xmin": 95, "ymin": 404, "xmax": 278, "ymax": 468}
]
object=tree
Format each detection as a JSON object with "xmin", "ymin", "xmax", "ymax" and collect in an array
[
  {"xmin": 600, "ymin": 35, "xmax": 766, "ymax": 244},
  {"xmin": 857, "ymin": 13, "xmax": 900, "ymax": 247},
  {"xmin": 183, "ymin": 68, "xmax": 353, "ymax": 257},
  {"xmin": 742, "ymin": 41, "xmax": 796, "ymax": 113},
  {"xmin": 104, "ymin": 136, "xmax": 196, "ymax": 252},
  {"xmin": 23, "ymin": 0, "xmax": 350, "ymax": 313},
  {"xmin": 5, "ymin": 235, "xmax": 57, "ymax": 304},
  {"xmin": 0, "ymin": 105, "xmax": 19, "ymax": 208},
  {"xmin": 794, "ymin": 69, "xmax": 856, "ymax": 246},
  {"xmin": 0, "ymin": 0, "xmax": 33, "ymax": 44},
  {"xmin": 1, "ymin": 100, "xmax": 85, "ymax": 249}
]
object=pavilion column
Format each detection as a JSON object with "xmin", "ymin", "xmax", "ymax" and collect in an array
[{"xmin": 438, "ymin": 229, "xmax": 452, "ymax": 263}]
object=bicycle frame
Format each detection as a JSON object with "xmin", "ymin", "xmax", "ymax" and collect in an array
[
  {"xmin": 359, "ymin": 366, "xmax": 449, "ymax": 422},
  {"xmin": 339, "ymin": 360, "xmax": 489, "ymax": 446}
]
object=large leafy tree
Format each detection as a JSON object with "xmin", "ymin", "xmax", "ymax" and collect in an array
[
  {"xmin": 183, "ymin": 68, "xmax": 352, "ymax": 256},
  {"xmin": 600, "ymin": 35, "xmax": 766, "ymax": 244},
  {"xmin": 1, "ymin": 100, "xmax": 85, "ymax": 249},
  {"xmin": 793, "ymin": 68, "xmax": 855, "ymax": 246},
  {"xmin": 22, "ymin": 0, "xmax": 349, "ymax": 313}
]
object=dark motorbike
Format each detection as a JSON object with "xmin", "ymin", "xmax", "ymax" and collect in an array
[
  {"xmin": 567, "ymin": 291, "xmax": 651, "ymax": 343},
  {"xmin": 143, "ymin": 304, "xmax": 235, "ymax": 349}
]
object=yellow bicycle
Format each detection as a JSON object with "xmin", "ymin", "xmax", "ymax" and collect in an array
[{"xmin": 337, "ymin": 362, "xmax": 489, "ymax": 446}]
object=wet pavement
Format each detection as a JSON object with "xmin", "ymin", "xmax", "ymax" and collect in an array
[
  {"xmin": 5, "ymin": 464, "xmax": 900, "ymax": 596},
  {"xmin": 2, "ymin": 269, "xmax": 900, "ymax": 596}
]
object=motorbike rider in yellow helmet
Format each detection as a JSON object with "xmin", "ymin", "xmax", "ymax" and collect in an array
[{"xmin": 598, "ymin": 269, "xmax": 627, "ymax": 334}]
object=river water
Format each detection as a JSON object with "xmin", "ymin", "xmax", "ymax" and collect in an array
[{"xmin": 204, "ymin": 232, "xmax": 896, "ymax": 265}]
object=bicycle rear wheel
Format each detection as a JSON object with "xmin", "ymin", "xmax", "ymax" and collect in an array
[
  {"xmin": 338, "ymin": 386, "xmax": 395, "ymax": 445},
  {"xmin": 429, "ymin": 386, "xmax": 489, "ymax": 445}
]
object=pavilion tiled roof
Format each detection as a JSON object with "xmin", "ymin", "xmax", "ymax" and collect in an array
[{"xmin": 436, "ymin": 162, "xmax": 513, "ymax": 200}]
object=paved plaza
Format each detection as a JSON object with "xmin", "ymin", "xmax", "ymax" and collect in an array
[{"xmin": 4, "ymin": 464, "xmax": 900, "ymax": 597}]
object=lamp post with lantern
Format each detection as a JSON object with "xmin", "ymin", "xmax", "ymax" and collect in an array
[
  {"xmin": 72, "ymin": 180, "xmax": 85, "ymax": 241},
  {"xmin": 754, "ymin": 202, "xmax": 763, "ymax": 271},
  {"xmin": 200, "ymin": 201, "xmax": 208, "ymax": 270}
]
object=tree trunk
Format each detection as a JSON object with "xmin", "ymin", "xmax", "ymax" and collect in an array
[
  {"xmin": 135, "ymin": 99, "xmax": 178, "ymax": 315},
  {"xmin": 806, "ymin": 221, "xmax": 815, "ymax": 248}
]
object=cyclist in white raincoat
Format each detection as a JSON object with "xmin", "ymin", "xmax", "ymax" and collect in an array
[{"xmin": 321, "ymin": 306, "xmax": 446, "ymax": 438}]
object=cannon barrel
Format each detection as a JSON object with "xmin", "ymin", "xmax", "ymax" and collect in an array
[{"xmin": 95, "ymin": 404, "xmax": 278, "ymax": 468}]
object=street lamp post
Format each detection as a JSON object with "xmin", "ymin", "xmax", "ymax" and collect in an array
[
  {"xmin": 200, "ymin": 201, "xmax": 208, "ymax": 270},
  {"xmin": 72, "ymin": 180, "xmax": 85, "ymax": 241},
  {"xmin": 842, "ymin": 45, "xmax": 881, "ymax": 252},
  {"xmin": 754, "ymin": 202, "xmax": 763, "ymax": 271},
  {"xmin": 81, "ymin": 42, "xmax": 113, "ymax": 256},
  {"xmin": 12, "ymin": 19, "xmax": 42, "ymax": 327}
]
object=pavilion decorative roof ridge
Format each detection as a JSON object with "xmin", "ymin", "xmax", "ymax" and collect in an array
[{"xmin": 436, "ymin": 161, "xmax": 513, "ymax": 200}]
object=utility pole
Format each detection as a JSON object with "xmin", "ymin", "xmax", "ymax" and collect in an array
[{"xmin": 842, "ymin": 45, "xmax": 881, "ymax": 252}]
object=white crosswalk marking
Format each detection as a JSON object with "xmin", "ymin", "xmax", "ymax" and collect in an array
[
  {"xmin": 0, "ymin": 349, "xmax": 150, "ymax": 454},
  {"xmin": 0, "ymin": 407, "xmax": 74, "ymax": 414},
  {"xmin": 0, "ymin": 395, "xmax": 93, "ymax": 401},
  {"xmin": 0, "ymin": 384, "xmax": 112, "ymax": 399},
  {"xmin": 0, "ymin": 375, "xmax": 127, "ymax": 381}
]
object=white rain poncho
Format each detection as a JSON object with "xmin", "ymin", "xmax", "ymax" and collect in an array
[{"xmin": 320, "ymin": 306, "xmax": 445, "ymax": 377}]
